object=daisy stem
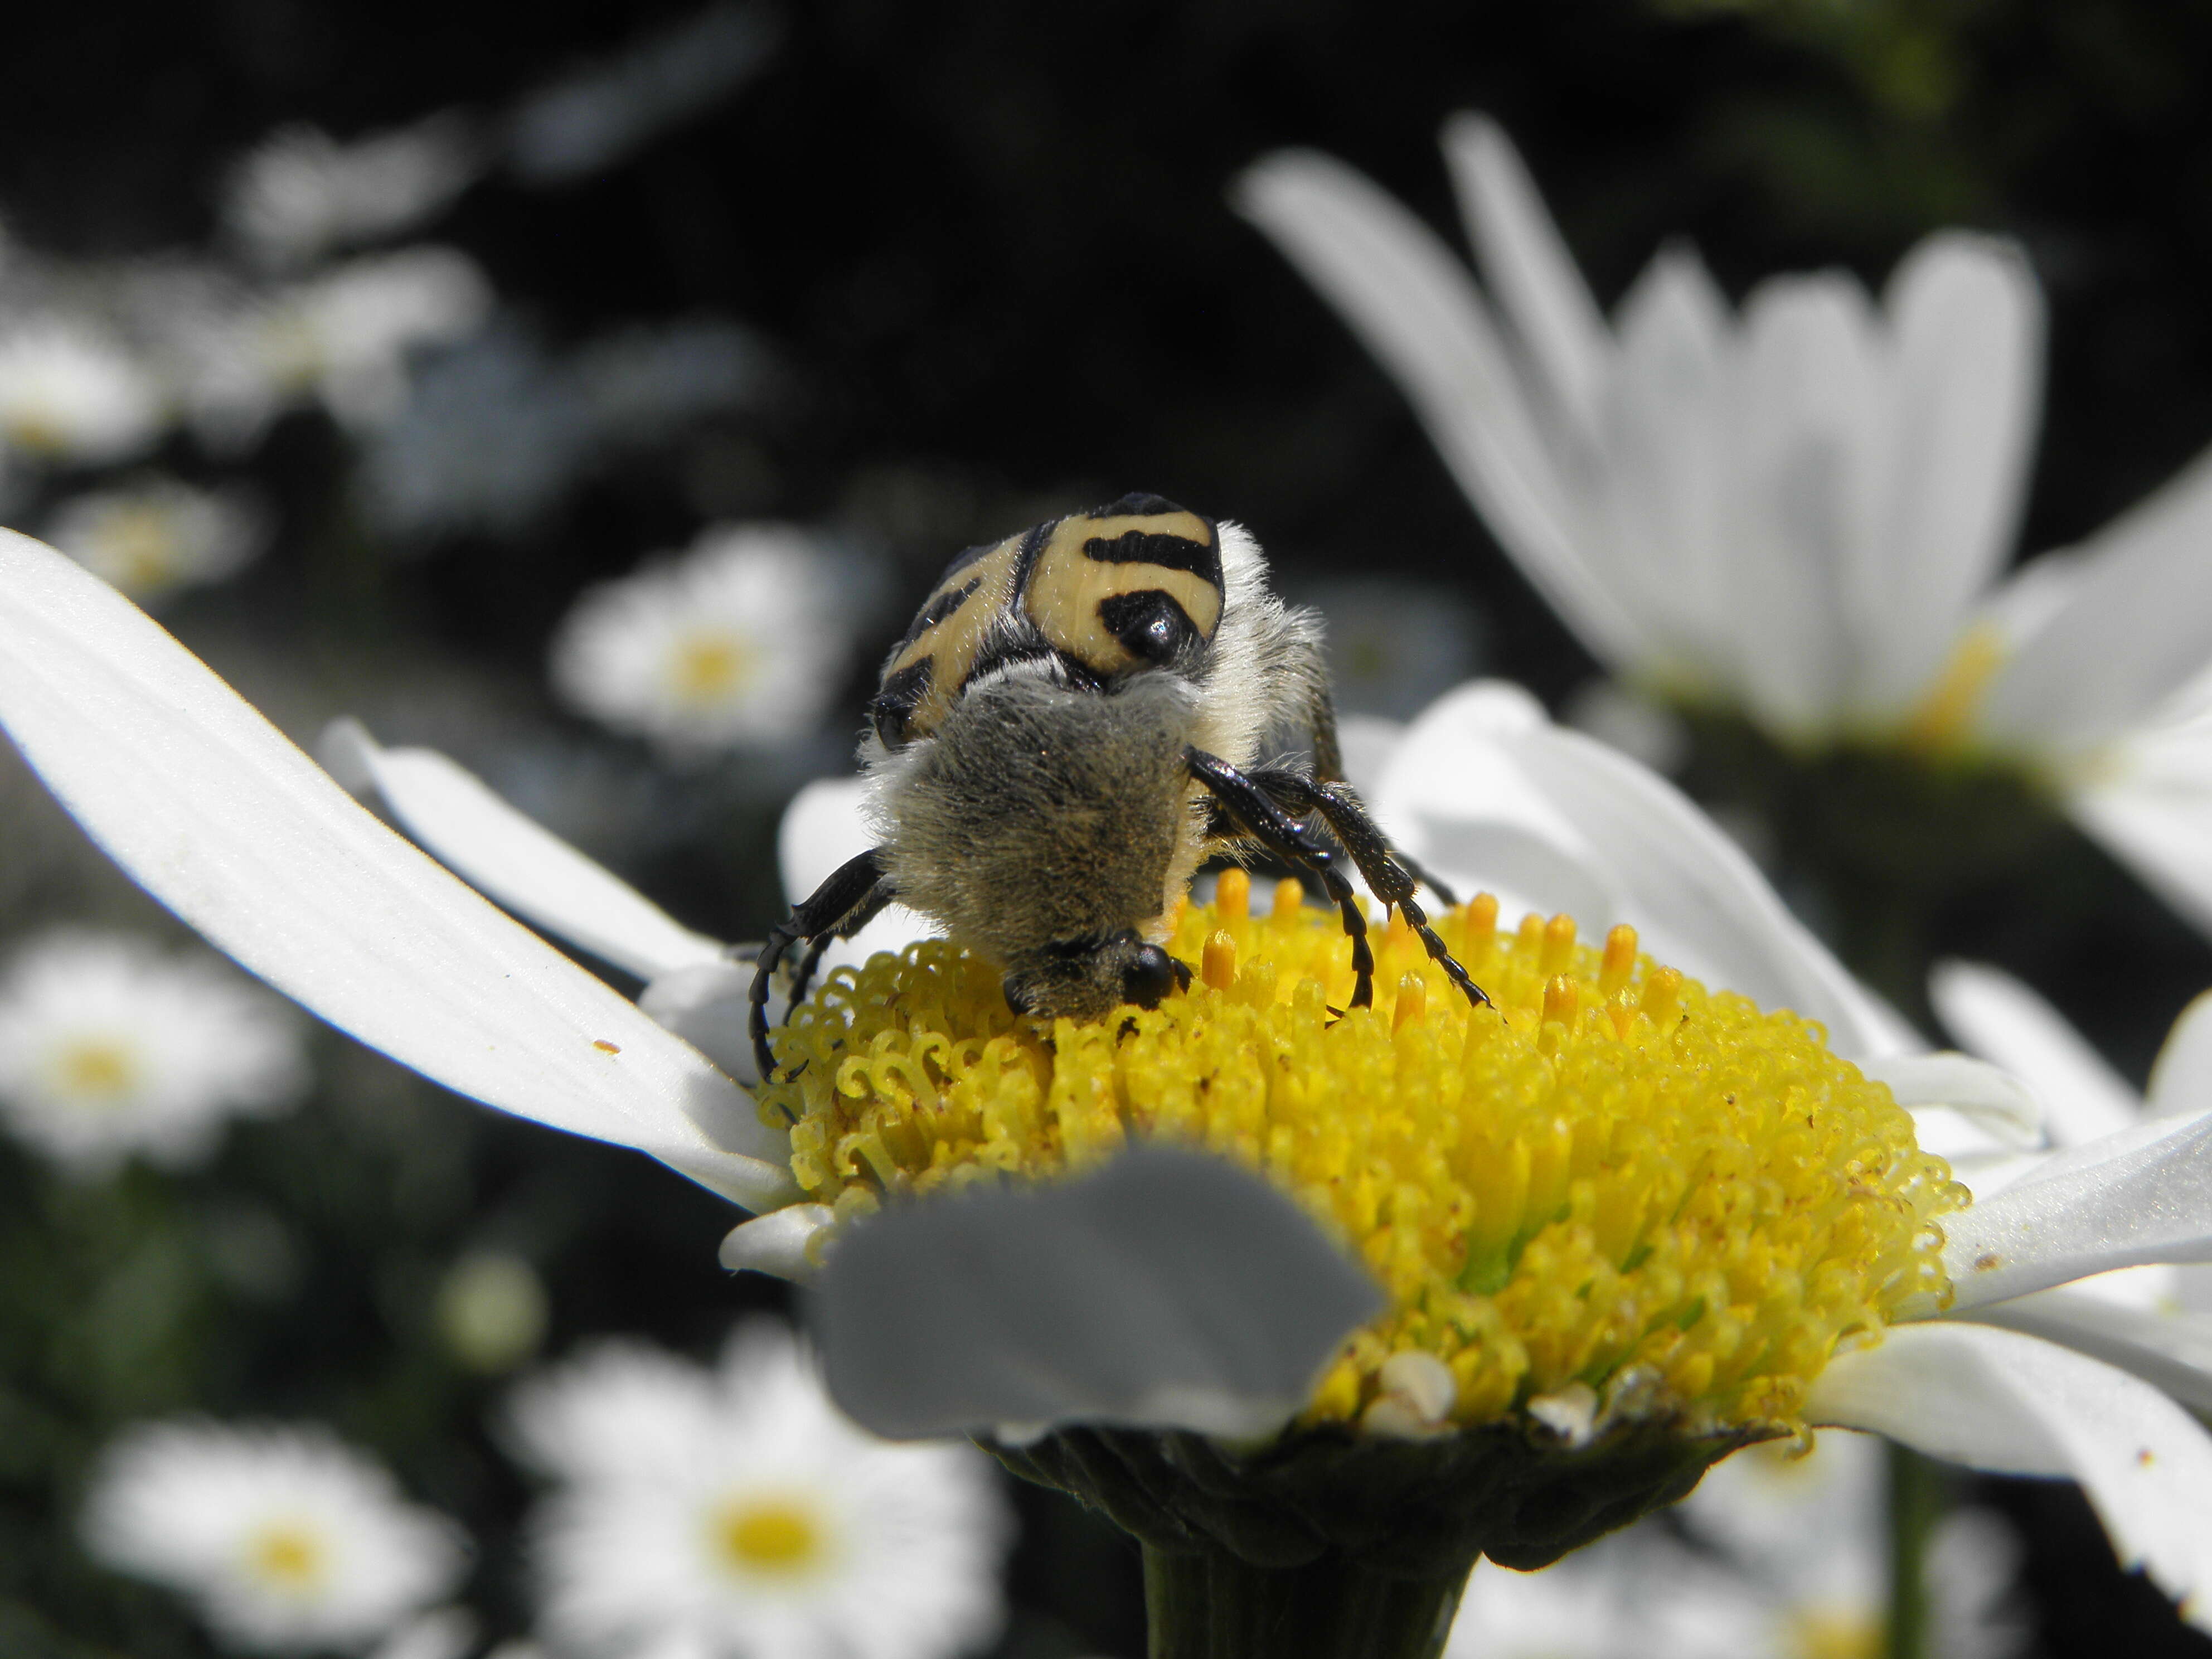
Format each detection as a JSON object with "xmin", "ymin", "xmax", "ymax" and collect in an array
[
  {"xmin": 1886, "ymin": 1443, "xmax": 1943, "ymax": 1659},
  {"xmin": 1141, "ymin": 1544, "xmax": 1471, "ymax": 1659}
]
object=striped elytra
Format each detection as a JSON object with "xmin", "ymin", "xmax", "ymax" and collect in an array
[{"xmin": 868, "ymin": 494, "xmax": 1224, "ymax": 750}]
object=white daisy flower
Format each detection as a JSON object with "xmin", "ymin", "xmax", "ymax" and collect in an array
[
  {"xmin": 184, "ymin": 247, "xmax": 492, "ymax": 447},
  {"xmin": 81, "ymin": 1420, "xmax": 467, "ymax": 1654},
  {"xmin": 0, "ymin": 928, "xmax": 308, "ymax": 1173},
  {"xmin": 224, "ymin": 114, "xmax": 486, "ymax": 270},
  {"xmin": 45, "ymin": 476, "xmax": 268, "ymax": 605},
  {"xmin": 9, "ymin": 530, "xmax": 2212, "ymax": 1629},
  {"xmin": 0, "ymin": 320, "xmax": 164, "ymax": 467},
  {"xmin": 1447, "ymin": 1432, "xmax": 2024, "ymax": 1659},
  {"xmin": 549, "ymin": 524, "xmax": 860, "ymax": 759},
  {"xmin": 1684, "ymin": 1433, "xmax": 2026, "ymax": 1659},
  {"xmin": 1445, "ymin": 1531, "xmax": 1775, "ymax": 1658},
  {"xmin": 1236, "ymin": 119, "xmax": 2212, "ymax": 945},
  {"xmin": 506, "ymin": 1320, "xmax": 1010, "ymax": 1659},
  {"xmin": 357, "ymin": 319, "xmax": 761, "ymax": 541},
  {"xmin": 1931, "ymin": 959, "xmax": 2212, "ymax": 1386}
]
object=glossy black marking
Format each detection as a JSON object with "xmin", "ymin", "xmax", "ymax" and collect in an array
[
  {"xmin": 1080, "ymin": 528, "xmax": 1221, "ymax": 584},
  {"xmin": 1053, "ymin": 651, "xmax": 1108, "ymax": 693},
  {"xmin": 870, "ymin": 658, "xmax": 933, "ymax": 749},
  {"xmin": 895, "ymin": 575, "xmax": 982, "ymax": 649},
  {"xmin": 1098, "ymin": 589, "xmax": 1199, "ymax": 665},
  {"xmin": 1122, "ymin": 943, "xmax": 1178, "ymax": 1008}
]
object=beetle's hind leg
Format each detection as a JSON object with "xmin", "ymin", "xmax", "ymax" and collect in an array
[
  {"xmin": 749, "ymin": 849, "xmax": 897, "ymax": 1091},
  {"xmin": 1248, "ymin": 769, "xmax": 1488, "ymax": 1010},
  {"xmin": 1186, "ymin": 748, "xmax": 1377, "ymax": 1009}
]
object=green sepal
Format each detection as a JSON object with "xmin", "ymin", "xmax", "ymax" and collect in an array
[{"xmin": 988, "ymin": 1413, "xmax": 1763, "ymax": 1575}]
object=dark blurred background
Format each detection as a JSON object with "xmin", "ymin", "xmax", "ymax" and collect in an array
[{"xmin": 3, "ymin": 1, "xmax": 2212, "ymax": 1653}]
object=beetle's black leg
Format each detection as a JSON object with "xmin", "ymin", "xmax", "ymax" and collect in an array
[
  {"xmin": 785, "ymin": 876, "xmax": 896, "ymax": 1012},
  {"xmin": 1249, "ymin": 769, "xmax": 1488, "ymax": 1010},
  {"xmin": 1186, "ymin": 748, "xmax": 1376, "ymax": 1009},
  {"xmin": 750, "ymin": 850, "xmax": 893, "ymax": 1086}
]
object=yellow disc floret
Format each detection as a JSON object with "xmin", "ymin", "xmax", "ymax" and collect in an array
[{"xmin": 760, "ymin": 872, "xmax": 1964, "ymax": 1442}]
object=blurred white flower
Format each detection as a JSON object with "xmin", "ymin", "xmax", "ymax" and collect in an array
[
  {"xmin": 550, "ymin": 523, "xmax": 860, "ymax": 758},
  {"xmin": 1240, "ymin": 118, "xmax": 2212, "ymax": 944},
  {"xmin": 507, "ymin": 1319, "xmax": 1009, "ymax": 1659},
  {"xmin": 368, "ymin": 1607, "xmax": 479, "ymax": 1659},
  {"xmin": 185, "ymin": 247, "xmax": 491, "ymax": 447},
  {"xmin": 1445, "ymin": 1531, "xmax": 1773, "ymax": 1658},
  {"xmin": 0, "ymin": 320, "xmax": 164, "ymax": 467},
  {"xmin": 224, "ymin": 114, "xmax": 486, "ymax": 270},
  {"xmin": 81, "ymin": 1420, "xmax": 467, "ymax": 1654},
  {"xmin": 1451, "ymin": 1432, "xmax": 2024, "ymax": 1658},
  {"xmin": 44, "ymin": 476, "xmax": 268, "ymax": 604},
  {"xmin": 1686, "ymin": 1433, "xmax": 2025, "ymax": 1659},
  {"xmin": 1933, "ymin": 962, "xmax": 2212, "ymax": 1388},
  {"xmin": 434, "ymin": 1249, "xmax": 550, "ymax": 1374},
  {"xmin": 0, "ymin": 928, "xmax": 308, "ymax": 1173},
  {"xmin": 357, "ymin": 318, "xmax": 762, "ymax": 540},
  {"xmin": 507, "ymin": 2, "xmax": 779, "ymax": 186}
]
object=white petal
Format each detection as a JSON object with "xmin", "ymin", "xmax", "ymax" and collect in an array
[
  {"xmin": 321, "ymin": 718, "xmax": 726, "ymax": 982},
  {"xmin": 637, "ymin": 958, "xmax": 765, "ymax": 1086},
  {"xmin": 778, "ymin": 773, "xmax": 878, "ymax": 901},
  {"xmin": 1334, "ymin": 712, "xmax": 1406, "ymax": 801},
  {"xmin": 1596, "ymin": 249, "xmax": 1736, "ymax": 688},
  {"xmin": 1929, "ymin": 958, "xmax": 2140, "ymax": 1147},
  {"xmin": 1233, "ymin": 152, "xmax": 1648, "ymax": 668},
  {"xmin": 719, "ymin": 1203, "xmax": 833, "ymax": 1280},
  {"xmin": 1860, "ymin": 1051, "xmax": 2043, "ymax": 1149},
  {"xmin": 1859, "ymin": 234, "xmax": 2042, "ymax": 714},
  {"xmin": 1724, "ymin": 272, "xmax": 1885, "ymax": 734},
  {"xmin": 2149, "ymin": 989, "xmax": 2212, "ymax": 1117},
  {"xmin": 1966, "ymin": 1288, "xmax": 2212, "ymax": 1414},
  {"xmin": 0, "ymin": 529, "xmax": 793, "ymax": 1209},
  {"xmin": 1809, "ymin": 1321, "xmax": 2212, "ymax": 1629},
  {"xmin": 2068, "ymin": 716, "xmax": 2212, "ymax": 942},
  {"xmin": 774, "ymin": 773, "xmax": 933, "ymax": 977},
  {"xmin": 1372, "ymin": 680, "xmax": 1626, "ymax": 929},
  {"xmin": 1982, "ymin": 438, "xmax": 2212, "ymax": 751},
  {"xmin": 1439, "ymin": 113, "xmax": 1610, "ymax": 441},
  {"xmin": 1376, "ymin": 683, "xmax": 1910, "ymax": 1058},
  {"xmin": 811, "ymin": 1146, "xmax": 1384, "ymax": 1439},
  {"xmin": 1939, "ymin": 1108, "xmax": 2212, "ymax": 1310}
]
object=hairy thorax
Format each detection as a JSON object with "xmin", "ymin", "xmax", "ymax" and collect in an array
[{"xmin": 870, "ymin": 671, "xmax": 1206, "ymax": 1018}]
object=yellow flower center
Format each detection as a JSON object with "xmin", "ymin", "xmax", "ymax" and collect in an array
[
  {"xmin": 53, "ymin": 1037, "xmax": 138, "ymax": 1104},
  {"xmin": 760, "ymin": 872, "xmax": 1963, "ymax": 1441},
  {"xmin": 4, "ymin": 408, "xmax": 68, "ymax": 457},
  {"xmin": 668, "ymin": 632, "xmax": 756, "ymax": 706},
  {"xmin": 98, "ymin": 506, "xmax": 187, "ymax": 594},
  {"xmin": 244, "ymin": 1520, "xmax": 327, "ymax": 1589},
  {"xmin": 711, "ymin": 1495, "xmax": 826, "ymax": 1575}
]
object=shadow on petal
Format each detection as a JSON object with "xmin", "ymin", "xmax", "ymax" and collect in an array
[{"xmin": 810, "ymin": 1146, "xmax": 1384, "ymax": 1441}]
